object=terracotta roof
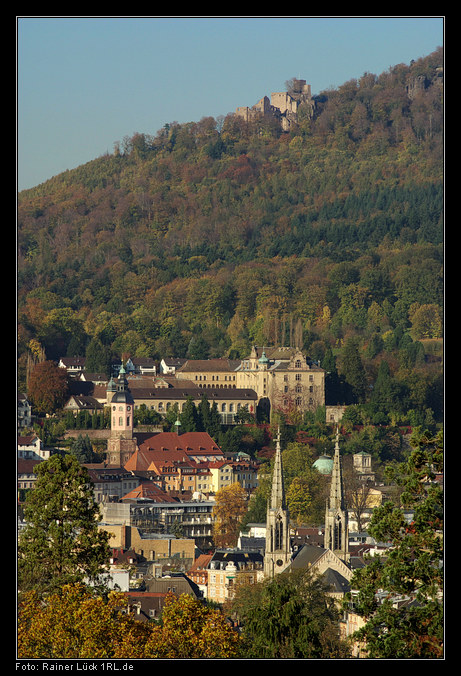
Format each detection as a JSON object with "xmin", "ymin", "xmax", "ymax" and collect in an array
[
  {"xmin": 121, "ymin": 481, "xmax": 177, "ymax": 502},
  {"xmin": 17, "ymin": 435, "xmax": 39, "ymax": 446},
  {"xmin": 17, "ymin": 458, "xmax": 42, "ymax": 474},
  {"xmin": 125, "ymin": 432, "xmax": 223, "ymax": 472},
  {"xmin": 188, "ymin": 553, "xmax": 213, "ymax": 572},
  {"xmin": 138, "ymin": 432, "xmax": 222, "ymax": 454}
]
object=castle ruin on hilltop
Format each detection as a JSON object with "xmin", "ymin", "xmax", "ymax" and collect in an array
[{"xmin": 235, "ymin": 78, "xmax": 315, "ymax": 131}]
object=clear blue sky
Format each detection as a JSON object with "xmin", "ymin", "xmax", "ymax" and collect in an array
[{"xmin": 17, "ymin": 16, "xmax": 444, "ymax": 192}]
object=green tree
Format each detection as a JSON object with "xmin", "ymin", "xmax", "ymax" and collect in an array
[
  {"xmin": 68, "ymin": 434, "xmax": 95, "ymax": 463},
  {"xmin": 18, "ymin": 455, "xmax": 111, "ymax": 596},
  {"xmin": 409, "ymin": 303, "xmax": 443, "ymax": 339},
  {"xmin": 339, "ymin": 337, "xmax": 367, "ymax": 403},
  {"xmin": 368, "ymin": 359, "xmax": 403, "ymax": 422},
  {"xmin": 179, "ymin": 396, "xmax": 200, "ymax": 432},
  {"xmin": 85, "ymin": 336, "xmax": 112, "ymax": 375},
  {"xmin": 347, "ymin": 430, "xmax": 443, "ymax": 658},
  {"xmin": 231, "ymin": 568, "xmax": 350, "ymax": 658},
  {"xmin": 197, "ymin": 394, "xmax": 222, "ymax": 437}
]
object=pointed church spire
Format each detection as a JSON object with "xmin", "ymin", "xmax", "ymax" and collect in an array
[
  {"xmin": 324, "ymin": 426, "xmax": 349, "ymax": 562},
  {"xmin": 270, "ymin": 427, "xmax": 286, "ymax": 510},
  {"xmin": 328, "ymin": 426, "xmax": 346, "ymax": 511},
  {"xmin": 264, "ymin": 427, "xmax": 291, "ymax": 578}
]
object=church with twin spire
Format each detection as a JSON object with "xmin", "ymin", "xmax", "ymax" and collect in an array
[{"xmin": 264, "ymin": 427, "xmax": 352, "ymax": 590}]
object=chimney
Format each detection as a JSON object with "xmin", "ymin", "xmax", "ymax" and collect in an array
[{"xmin": 121, "ymin": 524, "xmax": 131, "ymax": 549}]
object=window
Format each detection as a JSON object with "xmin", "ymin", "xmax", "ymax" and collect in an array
[{"xmin": 295, "ymin": 373, "xmax": 301, "ymax": 381}]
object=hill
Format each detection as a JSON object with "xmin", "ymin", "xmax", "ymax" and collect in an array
[{"xmin": 17, "ymin": 48, "xmax": 443, "ymax": 425}]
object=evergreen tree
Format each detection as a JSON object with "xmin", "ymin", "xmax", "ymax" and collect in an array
[
  {"xmin": 85, "ymin": 336, "xmax": 112, "ymax": 375},
  {"xmin": 197, "ymin": 393, "xmax": 211, "ymax": 431},
  {"xmin": 369, "ymin": 359, "xmax": 404, "ymax": 422},
  {"xmin": 340, "ymin": 338, "xmax": 367, "ymax": 403},
  {"xmin": 231, "ymin": 568, "xmax": 350, "ymax": 658},
  {"xmin": 68, "ymin": 434, "xmax": 94, "ymax": 463},
  {"xmin": 208, "ymin": 401, "xmax": 223, "ymax": 437},
  {"xmin": 179, "ymin": 396, "xmax": 200, "ymax": 432},
  {"xmin": 347, "ymin": 430, "xmax": 443, "ymax": 658},
  {"xmin": 18, "ymin": 455, "xmax": 111, "ymax": 596}
]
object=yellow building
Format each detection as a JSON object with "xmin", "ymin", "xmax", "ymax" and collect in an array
[
  {"xmin": 127, "ymin": 380, "xmax": 257, "ymax": 425},
  {"xmin": 236, "ymin": 346, "xmax": 325, "ymax": 419},
  {"xmin": 207, "ymin": 550, "xmax": 264, "ymax": 604},
  {"xmin": 175, "ymin": 358, "xmax": 241, "ymax": 389}
]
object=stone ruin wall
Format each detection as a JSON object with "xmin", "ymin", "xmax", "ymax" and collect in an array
[{"xmin": 235, "ymin": 79, "xmax": 314, "ymax": 130}]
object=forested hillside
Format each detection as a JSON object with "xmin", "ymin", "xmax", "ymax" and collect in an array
[{"xmin": 17, "ymin": 48, "xmax": 443, "ymax": 425}]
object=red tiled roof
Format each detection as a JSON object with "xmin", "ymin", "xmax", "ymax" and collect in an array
[
  {"xmin": 188, "ymin": 553, "xmax": 213, "ymax": 572},
  {"xmin": 125, "ymin": 432, "xmax": 223, "ymax": 472},
  {"xmin": 17, "ymin": 435, "xmax": 39, "ymax": 445},
  {"xmin": 121, "ymin": 481, "xmax": 177, "ymax": 502},
  {"xmin": 138, "ymin": 431, "xmax": 222, "ymax": 455},
  {"xmin": 17, "ymin": 458, "xmax": 42, "ymax": 473}
]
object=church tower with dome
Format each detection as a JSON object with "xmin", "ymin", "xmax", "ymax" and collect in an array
[{"xmin": 106, "ymin": 364, "xmax": 137, "ymax": 466}]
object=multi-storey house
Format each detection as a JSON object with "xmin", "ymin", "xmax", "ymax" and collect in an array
[{"xmin": 236, "ymin": 346, "xmax": 325, "ymax": 419}]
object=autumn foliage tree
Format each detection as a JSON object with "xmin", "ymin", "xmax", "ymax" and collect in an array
[
  {"xmin": 144, "ymin": 592, "xmax": 241, "ymax": 658},
  {"xmin": 18, "ymin": 584, "xmax": 151, "ymax": 659},
  {"xmin": 18, "ymin": 585, "xmax": 241, "ymax": 659},
  {"xmin": 27, "ymin": 359, "xmax": 69, "ymax": 414},
  {"xmin": 212, "ymin": 482, "xmax": 247, "ymax": 548}
]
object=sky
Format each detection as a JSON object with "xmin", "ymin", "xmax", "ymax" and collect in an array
[{"xmin": 17, "ymin": 16, "xmax": 444, "ymax": 192}]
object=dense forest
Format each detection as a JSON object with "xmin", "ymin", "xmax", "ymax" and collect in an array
[{"xmin": 17, "ymin": 48, "xmax": 443, "ymax": 427}]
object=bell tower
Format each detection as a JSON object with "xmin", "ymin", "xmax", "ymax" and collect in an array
[
  {"xmin": 106, "ymin": 364, "xmax": 137, "ymax": 466},
  {"xmin": 324, "ymin": 427, "xmax": 349, "ymax": 562},
  {"xmin": 264, "ymin": 429, "xmax": 291, "ymax": 578}
]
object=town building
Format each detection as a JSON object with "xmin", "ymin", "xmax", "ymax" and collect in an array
[
  {"xmin": 84, "ymin": 465, "xmax": 141, "ymax": 503},
  {"xmin": 100, "ymin": 499, "xmax": 215, "ymax": 548},
  {"xmin": 207, "ymin": 549, "xmax": 264, "ymax": 604},
  {"xmin": 98, "ymin": 523, "xmax": 196, "ymax": 565},
  {"xmin": 18, "ymin": 394, "xmax": 32, "ymax": 429},
  {"xmin": 17, "ymin": 434, "xmax": 51, "ymax": 461},
  {"xmin": 187, "ymin": 553, "xmax": 213, "ymax": 598},
  {"xmin": 236, "ymin": 346, "xmax": 325, "ymax": 420},
  {"xmin": 130, "ymin": 384, "xmax": 258, "ymax": 425}
]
